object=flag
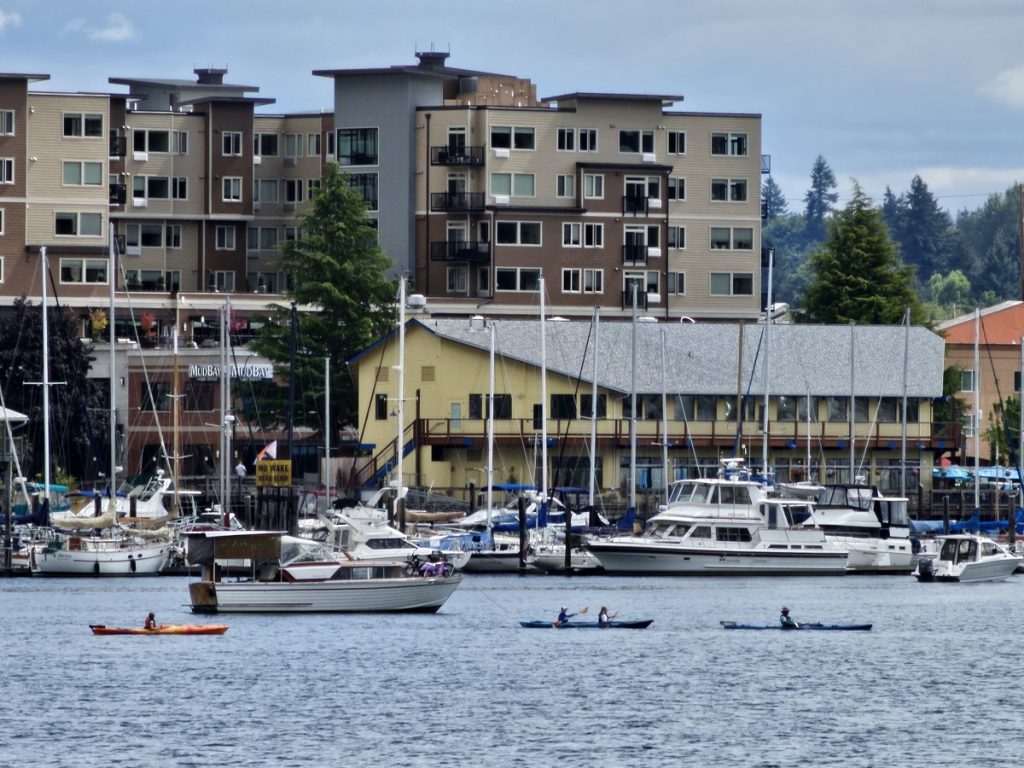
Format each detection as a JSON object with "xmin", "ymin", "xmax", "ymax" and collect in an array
[{"xmin": 255, "ymin": 440, "xmax": 278, "ymax": 463}]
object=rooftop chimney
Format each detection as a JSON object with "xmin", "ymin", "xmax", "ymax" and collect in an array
[
  {"xmin": 415, "ymin": 51, "xmax": 450, "ymax": 70},
  {"xmin": 194, "ymin": 68, "xmax": 227, "ymax": 85}
]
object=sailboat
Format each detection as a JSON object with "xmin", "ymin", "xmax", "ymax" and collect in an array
[{"xmin": 29, "ymin": 235, "xmax": 172, "ymax": 575}]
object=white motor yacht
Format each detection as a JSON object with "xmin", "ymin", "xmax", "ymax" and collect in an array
[{"xmin": 914, "ymin": 534, "xmax": 1022, "ymax": 583}]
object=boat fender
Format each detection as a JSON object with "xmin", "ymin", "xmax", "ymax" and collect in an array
[
  {"xmin": 129, "ymin": 557, "xmax": 137, "ymax": 574},
  {"xmin": 93, "ymin": 561, "xmax": 100, "ymax": 576}
]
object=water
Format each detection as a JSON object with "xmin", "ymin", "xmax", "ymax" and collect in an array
[{"xmin": 1, "ymin": 572, "xmax": 1021, "ymax": 768}]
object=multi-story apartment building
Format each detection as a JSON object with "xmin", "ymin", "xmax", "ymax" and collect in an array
[{"xmin": 317, "ymin": 51, "xmax": 765, "ymax": 320}]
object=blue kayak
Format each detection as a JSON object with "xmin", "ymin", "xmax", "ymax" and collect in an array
[
  {"xmin": 720, "ymin": 621, "xmax": 871, "ymax": 631},
  {"xmin": 520, "ymin": 619, "xmax": 653, "ymax": 629}
]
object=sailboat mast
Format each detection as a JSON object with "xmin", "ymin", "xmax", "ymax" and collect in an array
[
  {"xmin": 487, "ymin": 321, "xmax": 495, "ymax": 517},
  {"xmin": 761, "ymin": 248, "xmax": 773, "ymax": 479},
  {"xmin": 849, "ymin": 322, "xmax": 855, "ymax": 481},
  {"xmin": 324, "ymin": 355, "xmax": 331, "ymax": 509},
  {"xmin": 900, "ymin": 307, "xmax": 910, "ymax": 497},
  {"xmin": 540, "ymin": 276, "xmax": 548, "ymax": 504},
  {"xmin": 108, "ymin": 232, "xmax": 117, "ymax": 507},
  {"xmin": 40, "ymin": 247, "xmax": 50, "ymax": 505},
  {"xmin": 589, "ymin": 307, "xmax": 599, "ymax": 508},
  {"xmin": 172, "ymin": 327, "xmax": 180, "ymax": 518},
  {"xmin": 974, "ymin": 308, "xmax": 981, "ymax": 511},
  {"xmin": 629, "ymin": 282, "xmax": 637, "ymax": 512},
  {"xmin": 661, "ymin": 327, "xmax": 669, "ymax": 504},
  {"xmin": 396, "ymin": 278, "xmax": 406, "ymax": 499}
]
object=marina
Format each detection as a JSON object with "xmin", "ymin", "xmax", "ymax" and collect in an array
[{"xmin": 3, "ymin": 572, "xmax": 1021, "ymax": 766}]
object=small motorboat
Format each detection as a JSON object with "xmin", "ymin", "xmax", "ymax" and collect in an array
[
  {"xmin": 519, "ymin": 619, "xmax": 653, "ymax": 629},
  {"xmin": 720, "ymin": 620, "xmax": 871, "ymax": 631},
  {"xmin": 90, "ymin": 624, "xmax": 229, "ymax": 636},
  {"xmin": 914, "ymin": 533, "xmax": 1022, "ymax": 583}
]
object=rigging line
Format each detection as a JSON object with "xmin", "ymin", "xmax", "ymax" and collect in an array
[
  {"xmin": 979, "ymin": 317, "xmax": 1013, "ymax": 465},
  {"xmin": 673, "ymin": 394, "xmax": 702, "ymax": 478},
  {"xmin": 345, "ymin": 333, "xmax": 389, "ymax": 491},
  {"xmin": 550, "ymin": 319, "xmax": 595, "ymax": 490},
  {"xmin": 227, "ymin": 328, "xmax": 262, "ymax": 455},
  {"xmin": 856, "ymin": 331, "xmax": 903, "ymax": 476},
  {"xmin": 734, "ymin": 324, "xmax": 765, "ymax": 457}
]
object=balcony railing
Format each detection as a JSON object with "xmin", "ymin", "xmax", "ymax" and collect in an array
[
  {"xmin": 622, "ymin": 244, "xmax": 648, "ymax": 264},
  {"xmin": 109, "ymin": 183, "xmax": 127, "ymax": 206},
  {"xmin": 430, "ymin": 240, "xmax": 490, "ymax": 262},
  {"xmin": 622, "ymin": 289, "xmax": 649, "ymax": 310},
  {"xmin": 430, "ymin": 192, "xmax": 485, "ymax": 213},
  {"xmin": 109, "ymin": 134, "xmax": 127, "ymax": 157},
  {"xmin": 622, "ymin": 195, "xmax": 648, "ymax": 215},
  {"xmin": 430, "ymin": 146, "xmax": 485, "ymax": 166}
]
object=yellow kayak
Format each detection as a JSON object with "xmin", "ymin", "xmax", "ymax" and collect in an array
[{"xmin": 90, "ymin": 624, "xmax": 229, "ymax": 636}]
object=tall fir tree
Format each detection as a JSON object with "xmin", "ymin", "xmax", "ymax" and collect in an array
[
  {"xmin": 761, "ymin": 175, "xmax": 788, "ymax": 221},
  {"xmin": 799, "ymin": 183, "xmax": 925, "ymax": 325},
  {"xmin": 803, "ymin": 155, "xmax": 838, "ymax": 243}
]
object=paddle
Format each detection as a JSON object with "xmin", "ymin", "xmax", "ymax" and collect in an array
[{"xmin": 553, "ymin": 606, "xmax": 588, "ymax": 627}]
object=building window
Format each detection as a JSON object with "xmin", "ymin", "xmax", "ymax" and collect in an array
[
  {"xmin": 667, "ymin": 272, "xmax": 685, "ymax": 295},
  {"xmin": 60, "ymin": 257, "xmax": 107, "ymax": 283},
  {"xmin": 0, "ymin": 158, "xmax": 12, "ymax": 184},
  {"xmin": 325, "ymin": 130, "xmax": 336, "ymax": 158},
  {"xmin": 551, "ymin": 394, "xmax": 577, "ymax": 419},
  {"xmin": 624, "ymin": 270, "xmax": 659, "ymax": 296},
  {"xmin": 0, "ymin": 255, "xmax": 4, "ymax": 281},
  {"xmin": 579, "ymin": 128, "xmax": 598, "ymax": 152},
  {"xmin": 668, "ymin": 131, "xmax": 685, "ymax": 154},
  {"xmin": 213, "ymin": 270, "xmax": 235, "ymax": 292},
  {"xmin": 284, "ymin": 226, "xmax": 301, "ymax": 241},
  {"xmin": 215, "ymin": 225, "xmax": 236, "ymax": 250},
  {"xmin": 248, "ymin": 271, "xmax": 278, "ymax": 293},
  {"xmin": 285, "ymin": 179, "xmax": 305, "ymax": 203},
  {"xmin": 583, "ymin": 223, "xmax": 603, "ymax": 248},
  {"xmin": 495, "ymin": 221, "xmax": 541, "ymax": 246},
  {"xmin": 173, "ymin": 131, "xmax": 188, "ymax": 155},
  {"xmin": 129, "ymin": 223, "xmax": 163, "ymax": 248},
  {"xmin": 447, "ymin": 266, "xmax": 468, "ymax": 293},
  {"xmin": 375, "ymin": 393, "xmax": 388, "ymax": 420},
  {"xmin": 125, "ymin": 269, "xmax": 168, "ymax": 292},
  {"xmin": 490, "ymin": 125, "xmax": 535, "ymax": 150},
  {"xmin": 583, "ymin": 269, "xmax": 603, "ymax": 294},
  {"xmin": 711, "ymin": 178, "xmax": 747, "ymax": 202},
  {"xmin": 63, "ymin": 113, "xmax": 103, "ymax": 138},
  {"xmin": 55, "ymin": 212, "xmax": 102, "ymax": 237},
  {"xmin": 307, "ymin": 179, "xmax": 321, "ymax": 198},
  {"xmin": 337, "ymin": 127, "xmax": 378, "ymax": 165},
  {"xmin": 709, "ymin": 272, "xmax": 754, "ymax": 296},
  {"xmin": 490, "ymin": 172, "xmax": 535, "ymax": 197},
  {"xmin": 166, "ymin": 225, "xmax": 182, "ymax": 248},
  {"xmin": 558, "ymin": 267, "xmax": 602, "ymax": 295},
  {"xmin": 259, "ymin": 227, "xmax": 279, "ymax": 250},
  {"xmin": 172, "ymin": 177, "xmax": 187, "ymax": 200},
  {"xmin": 583, "ymin": 174, "xmax": 604, "ymax": 199},
  {"xmin": 618, "ymin": 129, "xmax": 654, "ymax": 154},
  {"xmin": 133, "ymin": 176, "xmax": 170, "ymax": 201},
  {"xmin": 709, "ymin": 227, "xmax": 754, "ymax": 250},
  {"xmin": 284, "ymin": 133, "xmax": 304, "ymax": 158},
  {"xmin": 0, "ymin": 110, "xmax": 13, "ymax": 135},
  {"xmin": 960, "ymin": 370, "xmax": 976, "ymax": 392},
  {"xmin": 581, "ymin": 394, "xmax": 607, "ymax": 419},
  {"xmin": 711, "ymin": 132, "xmax": 748, "ymax": 156},
  {"xmin": 347, "ymin": 173, "xmax": 378, "ymax": 210},
  {"xmin": 557, "ymin": 128, "xmax": 576, "ymax": 151},
  {"xmin": 562, "ymin": 223, "xmax": 581, "ymax": 247},
  {"xmin": 668, "ymin": 226, "xmax": 686, "ymax": 249},
  {"xmin": 254, "ymin": 179, "xmax": 279, "ymax": 204},
  {"xmin": 254, "ymin": 133, "xmax": 279, "ymax": 157},
  {"xmin": 0, "ymin": 208, "xmax": 4, "ymax": 235},
  {"xmin": 222, "ymin": 131, "xmax": 242, "ymax": 156},
  {"xmin": 133, "ymin": 129, "xmax": 169, "ymax": 153},
  {"xmin": 668, "ymin": 177, "xmax": 685, "ymax": 201},
  {"xmin": 222, "ymin": 177, "xmax": 242, "ymax": 202},
  {"xmin": 307, "ymin": 133, "xmax": 321, "ymax": 156},
  {"xmin": 562, "ymin": 268, "xmax": 581, "ymax": 293},
  {"xmin": 556, "ymin": 174, "xmax": 575, "ymax": 198},
  {"xmin": 495, "ymin": 267, "xmax": 541, "ymax": 291}
]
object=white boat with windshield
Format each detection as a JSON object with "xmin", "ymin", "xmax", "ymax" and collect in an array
[
  {"xmin": 807, "ymin": 483, "xmax": 913, "ymax": 573},
  {"xmin": 914, "ymin": 533, "xmax": 1022, "ymax": 583}
]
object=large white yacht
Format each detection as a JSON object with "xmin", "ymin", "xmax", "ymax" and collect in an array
[
  {"xmin": 585, "ymin": 463, "xmax": 848, "ymax": 575},
  {"xmin": 807, "ymin": 484, "xmax": 914, "ymax": 573}
]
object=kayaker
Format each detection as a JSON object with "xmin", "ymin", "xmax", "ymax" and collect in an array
[
  {"xmin": 598, "ymin": 606, "xmax": 615, "ymax": 627},
  {"xmin": 557, "ymin": 606, "xmax": 575, "ymax": 624},
  {"xmin": 780, "ymin": 607, "xmax": 799, "ymax": 629},
  {"xmin": 144, "ymin": 612, "xmax": 157, "ymax": 630}
]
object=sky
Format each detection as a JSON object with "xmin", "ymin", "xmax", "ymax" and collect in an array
[{"xmin": 3, "ymin": 0, "xmax": 1023, "ymax": 215}]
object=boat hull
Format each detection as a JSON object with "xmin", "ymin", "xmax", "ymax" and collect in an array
[
  {"xmin": 916, "ymin": 558, "xmax": 1021, "ymax": 583},
  {"xmin": 720, "ymin": 621, "xmax": 872, "ymax": 631},
  {"xmin": 530, "ymin": 549, "xmax": 604, "ymax": 574},
  {"xmin": 188, "ymin": 574, "xmax": 462, "ymax": 613},
  {"xmin": 519, "ymin": 619, "xmax": 652, "ymax": 629},
  {"xmin": 586, "ymin": 542, "xmax": 848, "ymax": 576},
  {"xmin": 30, "ymin": 541, "xmax": 170, "ymax": 576},
  {"xmin": 843, "ymin": 540, "xmax": 915, "ymax": 574},
  {"xmin": 462, "ymin": 551, "xmax": 534, "ymax": 573},
  {"xmin": 90, "ymin": 624, "xmax": 228, "ymax": 636}
]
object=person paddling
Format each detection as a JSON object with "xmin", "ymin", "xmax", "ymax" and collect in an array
[
  {"xmin": 144, "ymin": 612, "xmax": 157, "ymax": 630},
  {"xmin": 780, "ymin": 607, "xmax": 799, "ymax": 629},
  {"xmin": 598, "ymin": 606, "xmax": 616, "ymax": 627},
  {"xmin": 555, "ymin": 606, "xmax": 587, "ymax": 626}
]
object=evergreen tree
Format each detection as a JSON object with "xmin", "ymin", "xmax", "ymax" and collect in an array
[
  {"xmin": 881, "ymin": 186, "xmax": 906, "ymax": 245},
  {"xmin": 799, "ymin": 182, "xmax": 925, "ymax": 325},
  {"xmin": 803, "ymin": 155, "xmax": 838, "ymax": 242},
  {"xmin": 761, "ymin": 176, "xmax": 788, "ymax": 221},
  {"xmin": 955, "ymin": 185, "xmax": 1021, "ymax": 301},
  {"xmin": 249, "ymin": 165, "xmax": 396, "ymax": 432},
  {"xmin": 897, "ymin": 175, "xmax": 956, "ymax": 281}
]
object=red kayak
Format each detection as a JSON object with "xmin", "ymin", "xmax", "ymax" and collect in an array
[{"xmin": 90, "ymin": 624, "xmax": 229, "ymax": 636}]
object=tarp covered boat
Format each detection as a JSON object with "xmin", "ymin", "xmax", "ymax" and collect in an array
[
  {"xmin": 720, "ymin": 621, "xmax": 871, "ymax": 631},
  {"xmin": 519, "ymin": 619, "xmax": 653, "ymax": 629},
  {"xmin": 90, "ymin": 624, "xmax": 229, "ymax": 636}
]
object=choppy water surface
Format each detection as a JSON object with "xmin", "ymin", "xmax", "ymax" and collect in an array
[{"xmin": 1, "ymin": 572, "xmax": 1021, "ymax": 768}]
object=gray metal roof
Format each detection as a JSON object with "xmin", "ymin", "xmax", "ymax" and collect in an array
[{"xmin": 415, "ymin": 318, "xmax": 945, "ymax": 398}]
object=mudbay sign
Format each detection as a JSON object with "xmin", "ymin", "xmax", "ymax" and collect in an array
[{"xmin": 189, "ymin": 363, "xmax": 274, "ymax": 381}]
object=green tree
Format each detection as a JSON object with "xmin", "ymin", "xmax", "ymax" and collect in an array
[
  {"xmin": 761, "ymin": 175, "xmax": 788, "ymax": 221},
  {"xmin": 763, "ymin": 212, "xmax": 811, "ymax": 305},
  {"xmin": 955, "ymin": 185, "xmax": 1021, "ymax": 301},
  {"xmin": 249, "ymin": 165, "xmax": 396, "ymax": 431},
  {"xmin": 926, "ymin": 270, "xmax": 973, "ymax": 315},
  {"xmin": 984, "ymin": 395, "xmax": 1020, "ymax": 465},
  {"xmin": 799, "ymin": 182, "xmax": 926, "ymax": 325},
  {"xmin": 895, "ymin": 176, "xmax": 956, "ymax": 282},
  {"xmin": 803, "ymin": 155, "xmax": 838, "ymax": 242}
]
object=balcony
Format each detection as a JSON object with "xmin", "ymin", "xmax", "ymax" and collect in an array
[
  {"xmin": 622, "ymin": 243, "xmax": 648, "ymax": 264},
  {"xmin": 622, "ymin": 195, "xmax": 648, "ymax": 215},
  {"xmin": 109, "ymin": 183, "xmax": 126, "ymax": 206},
  {"xmin": 430, "ymin": 240, "xmax": 490, "ymax": 263},
  {"xmin": 621, "ymin": 289, "xmax": 649, "ymax": 310},
  {"xmin": 109, "ymin": 134, "xmax": 127, "ymax": 157},
  {"xmin": 431, "ymin": 146, "xmax": 485, "ymax": 166},
  {"xmin": 430, "ymin": 192, "xmax": 485, "ymax": 213}
]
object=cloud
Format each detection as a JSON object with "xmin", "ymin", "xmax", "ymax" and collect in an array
[
  {"xmin": 0, "ymin": 8, "xmax": 23, "ymax": 32},
  {"xmin": 980, "ymin": 66, "xmax": 1024, "ymax": 109},
  {"xmin": 62, "ymin": 12, "xmax": 135, "ymax": 42}
]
